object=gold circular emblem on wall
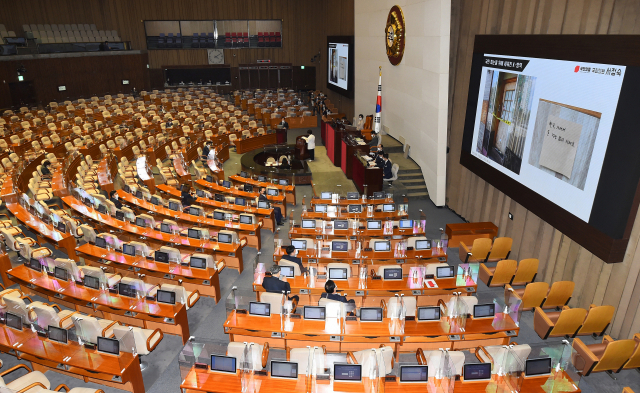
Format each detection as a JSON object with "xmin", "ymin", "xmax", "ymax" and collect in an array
[{"xmin": 385, "ymin": 5, "xmax": 405, "ymax": 65}]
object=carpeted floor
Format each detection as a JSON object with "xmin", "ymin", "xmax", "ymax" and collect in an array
[{"xmin": 0, "ymin": 126, "xmax": 638, "ymax": 393}]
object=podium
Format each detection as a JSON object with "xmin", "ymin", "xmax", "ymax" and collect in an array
[{"xmin": 295, "ymin": 135, "xmax": 308, "ymax": 160}]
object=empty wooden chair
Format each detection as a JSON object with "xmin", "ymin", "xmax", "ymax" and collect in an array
[
  {"xmin": 576, "ymin": 305, "xmax": 615, "ymax": 337},
  {"xmin": 479, "ymin": 259, "xmax": 517, "ymax": 287},
  {"xmin": 459, "ymin": 238, "xmax": 492, "ymax": 263},
  {"xmin": 622, "ymin": 334, "xmax": 640, "ymax": 372},
  {"xmin": 541, "ymin": 281, "xmax": 575, "ymax": 309},
  {"xmin": 486, "ymin": 237, "xmax": 513, "ymax": 262},
  {"xmin": 572, "ymin": 336, "xmax": 636, "ymax": 376},
  {"xmin": 510, "ymin": 258, "xmax": 539, "ymax": 286},
  {"xmin": 508, "ymin": 282, "xmax": 549, "ymax": 311},
  {"xmin": 534, "ymin": 306, "xmax": 587, "ymax": 339}
]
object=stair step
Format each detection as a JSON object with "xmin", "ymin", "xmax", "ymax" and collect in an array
[
  {"xmin": 399, "ymin": 169, "xmax": 422, "ymax": 174},
  {"xmin": 407, "ymin": 192, "xmax": 429, "ymax": 198},
  {"xmin": 400, "ymin": 178, "xmax": 425, "ymax": 184},
  {"xmin": 398, "ymin": 173, "xmax": 423, "ymax": 178},
  {"xmin": 405, "ymin": 185, "xmax": 428, "ymax": 190}
]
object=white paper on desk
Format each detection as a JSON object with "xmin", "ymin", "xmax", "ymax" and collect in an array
[
  {"xmin": 425, "ymin": 279, "xmax": 438, "ymax": 289},
  {"xmin": 363, "ymin": 156, "xmax": 372, "ymax": 161}
]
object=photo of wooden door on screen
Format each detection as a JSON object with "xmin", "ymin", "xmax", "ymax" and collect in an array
[{"xmin": 476, "ymin": 69, "xmax": 536, "ymax": 175}]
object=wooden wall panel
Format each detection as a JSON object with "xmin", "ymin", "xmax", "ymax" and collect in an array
[
  {"xmin": 0, "ymin": 53, "xmax": 148, "ymax": 108},
  {"xmin": 0, "ymin": 0, "xmax": 355, "ymax": 116},
  {"xmin": 448, "ymin": 0, "xmax": 640, "ymax": 338}
]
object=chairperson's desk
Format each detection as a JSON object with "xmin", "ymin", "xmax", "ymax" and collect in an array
[
  {"xmin": 287, "ymin": 225, "xmax": 425, "ymax": 241},
  {"xmin": 116, "ymin": 189, "xmax": 263, "ymax": 250},
  {"xmin": 180, "ymin": 368, "xmax": 579, "ymax": 393},
  {"xmin": 0, "ymin": 325, "xmax": 144, "ymax": 393},
  {"xmin": 7, "ymin": 264, "xmax": 191, "ymax": 343},
  {"xmin": 253, "ymin": 269, "xmax": 477, "ymax": 307},
  {"xmin": 61, "ymin": 196, "xmax": 246, "ymax": 273},
  {"xmin": 223, "ymin": 310, "xmax": 519, "ymax": 353},
  {"xmin": 76, "ymin": 243, "xmax": 222, "ymax": 301}
]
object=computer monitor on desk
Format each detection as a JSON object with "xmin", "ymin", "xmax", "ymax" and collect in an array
[
  {"xmin": 382, "ymin": 204, "xmax": 394, "ymax": 212},
  {"xmin": 235, "ymin": 197, "xmax": 246, "ymax": 206},
  {"xmin": 279, "ymin": 265, "xmax": 294, "ymax": 278},
  {"xmin": 334, "ymin": 220, "xmax": 348, "ymax": 229},
  {"xmin": 211, "ymin": 355, "xmax": 237, "ymax": 374},
  {"xmin": 382, "ymin": 267, "xmax": 402, "ymax": 280},
  {"xmin": 417, "ymin": 307, "xmax": 441, "ymax": 322},
  {"xmin": 400, "ymin": 365, "xmax": 428, "ymax": 383},
  {"xmin": 48, "ymin": 326, "xmax": 68, "ymax": 344},
  {"xmin": 218, "ymin": 233, "xmax": 232, "ymax": 244},
  {"xmin": 315, "ymin": 204, "xmax": 327, "ymax": 213},
  {"xmin": 155, "ymin": 251, "xmax": 169, "ymax": 263},
  {"xmin": 249, "ymin": 301, "xmax": 271, "ymax": 317},
  {"xmin": 373, "ymin": 240, "xmax": 390, "ymax": 252},
  {"xmin": 331, "ymin": 241, "xmax": 349, "ymax": 252},
  {"xmin": 436, "ymin": 266, "xmax": 455, "ymax": 278},
  {"xmin": 348, "ymin": 204, "xmax": 362, "ymax": 213},
  {"xmin": 367, "ymin": 220, "xmax": 381, "ymax": 230},
  {"xmin": 320, "ymin": 192, "xmax": 332, "ymax": 199},
  {"xmin": 271, "ymin": 361, "xmax": 298, "ymax": 379},
  {"xmin": 97, "ymin": 336, "xmax": 120, "ymax": 356},
  {"xmin": 156, "ymin": 290, "xmax": 176, "ymax": 305},
  {"xmin": 6, "ymin": 313, "xmax": 22, "ymax": 331},
  {"xmin": 291, "ymin": 239, "xmax": 307, "ymax": 250},
  {"xmin": 333, "ymin": 364, "xmax": 362, "ymax": 382},
  {"xmin": 84, "ymin": 275, "xmax": 100, "ymax": 290},
  {"xmin": 347, "ymin": 192, "xmax": 359, "ymax": 200},
  {"xmin": 328, "ymin": 268, "xmax": 348, "ymax": 280},
  {"xmin": 118, "ymin": 282, "xmax": 137, "ymax": 298},
  {"xmin": 399, "ymin": 219, "xmax": 412, "ymax": 229},
  {"xmin": 301, "ymin": 219, "xmax": 316, "ymax": 229},
  {"xmin": 463, "ymin": 363, "xmax": 492, "ymax": 382},
  {"xmin": 122, "ymin": 244, "xmax": 136, "ymax": 256},
  {"xmin": 258, "ymin": 175, "xmax": 267, "ymax": 182},
  {"xmin": 258, "ymin": 201, "xmax": 270, "ymax": 209},
  {"xmin": 304, "ymin": 306, "xmax": 326, "ymax": 320}
]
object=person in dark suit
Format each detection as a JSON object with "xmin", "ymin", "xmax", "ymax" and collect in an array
[
  {"xmin": 259, "ymin": 187, "xmax": 284, "ymax": 226},
  {"xmin": 262, "ymin": 265, "xmax": 299, "ymax": 303},
  {"xmin": 320, "ymin": 280, "xmax": 355, "ymax": 305},
  {"xmin": 280, "ymin": 245, "xmax": 305, "ymax": 273},
  {"xmin": 381, "ymin": 154, "xmax": 393, "ymax": 179},
  {"xmin": 109, "ymin": 190, "xmax": 123, "ymax": 209},
  {"xmin": 374, "ymin": 151, "xmax": 385, "ymax": 168},
  {"xmin": 180, "ymin": 184, "xmax": 197, "ymax": 207},
  {"xmin": 202, "ymin": 142, "xmax": 211, "ymax": 160},
  {"xmin": 280, "ymin": 156, "xmax": 291, "ymax": 169},
  {"xmin": 40, "ymin": 160, "xmax": 52, "ymax": 179},
  {"xmin": 280, "ymin": 118, "xmax": 289, "ymax": 130}
]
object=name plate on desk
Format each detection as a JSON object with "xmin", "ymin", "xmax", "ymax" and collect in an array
[
  {"xmin": 350, "ymin": 236, "xmax": 357, "ymax": 240},
  {"xmin": 271, "ymin": 332, "xmax": 282, "ymax": 338},
  {"xmin": 351, "ymin": 260, "xmax": 360, "ymax": 265},
  {"xmin": 438, "ymin": 257, "xmax": 446, "ymax": 261},
  {"xmin": 316, "ymin": 235, "xmax": 323, "ymax": 240},
  {"xmin": 317, "ymin": 274, "xmax": 326, "ymax": 279},
  {"xmin": 308, "ymin": 259, "xmax": 317, "ymax": 264},
  {"xmin": 355, "ymin": 290, "xmax": 365, "ymax": 296},
  {"xmin": 203, "ymin": 280, "xmax": 210, "ymax": 285},
  {"xmin": 330, "ymin": 335, "xmax": 341, "ymax": 342},
  {"xmin": 229, "ymin": 252, "xmax": 236, "ymax": 257},
  {"xmin": 299, "ymin": 289, "xmax": 310, "ymax": 294},
  {"xmin": 389, "ymin": 336, "xmax": 400, "ymax": 342},
  {"xmin": 448, "ymin": 335, "xmax": 463, "ymax": 341},
  {"xmin": 396, "ymin": 259, "xmax": 404, "ymax": 264},
  {"xmin": 506, "ymin": 330, "xmax": 517, "ymax": 337},
  {"xmin": 412, "ymin": 290, "xmax": 422, "ymax": 296},
  {"xmin": 466, "ymin": 287, "xmax": 475, "ymax": 292}
]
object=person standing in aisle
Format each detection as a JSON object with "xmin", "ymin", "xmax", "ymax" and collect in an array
[{"xmin": 303, "ymin": 130, "xmax": 315, "ymax": 161}]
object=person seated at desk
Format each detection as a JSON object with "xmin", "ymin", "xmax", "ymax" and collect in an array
[
  {"xmin": 109, "ymin": 190, "xmax": 123, "ymax": 209},
  {"xmin": 262, "ymin": 265, "xmax": 299, "ymax": 303},
  {"xmin": 369, "ymin": 131, "xmax": 381, "ymax": 147},
  {"xmin": 40, "ymin": 160, "xmax": 52, "ymax": 179},
  {"xmin": 280, "ymin": 156, "xmax": 291, "ymax": 170},
  {"xmin": 381, "ymin": 154, "xmax": 393, "ymax": 179},
  {"xmin": 202, "ymin": 141, "xmax": 212, "ymax": 160},
  {"xmin": 279, "ymin": 117, "xmax": 289, "ymax": 131},
  {"xmin": 281, "ymin": 245, "xmax": 306, "ymax": 273},
  {"xmin": 321, "ymin": 280, "xmax": 355, "ymax": 305},
  {"xmin": 370, "ymin": 151, "xmax": 384, "ymax": 168},
  {"xmin": 259, "ymin": 187, "xmax": 284, "ymax": 226},
  {"xmin": 181, "ymin": 184, "xmax": 197, "ymax": 207},
  {"xmin": 166, "ymin": 119, "xmax": 174, "ymax": 129}
]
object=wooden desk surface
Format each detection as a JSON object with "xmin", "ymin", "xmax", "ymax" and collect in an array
[
  {"xmin": 273, "ymin": 247, "xmax": 447, "ymax": 263},
  {"xmin": 252, "ymin": 273, "xmax": 476, "ymax": 297},
  {"xmin": 8, "ymin": 264, "xmax": 185, "ymax": 320},
  {"xmin": 156, "ymin": 184, "xmax": 276, "ymax": 231},
  {"xmin": 62, "ymin": 195, "xmax": 242, "ymax": 254},
  {"xmin": 288, "ymin": 226, "xmax": 425, "ymax": 240},
  {"xmin": 300, "ymin": 210, "xmax": 409, "ymax": 221},
  {"xmin": 116, "ymin": 189, "xmax": 262, "ymax": 233},
  {"xmin": 229, "ymin": 174, "xmax": 295, "ymax": 193},
  {"xmin": 223, "ymin": 310, "xmax": 518, "ymax": 342},
  {"xmin": 196, "ymin": 179, "xmax": 286, "ymax": 205},
  {"xmin": 180, "ymin": 367, "xmax": 579, "ymax": 393},
  {"xmin": 76, "ymin": 243, "xmax": 217, "ymax": 281},
  {"xmin": 310, "ymin": 197, "xmax": 394, "ymax": 206},
  {"xmin": 234, "ymin": 133, "xmax": 278, "ymax": 154}
]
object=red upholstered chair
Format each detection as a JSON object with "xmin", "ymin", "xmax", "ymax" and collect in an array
[{"xmin": 258, "ymin": 32, "xmax": 264, "ymax": 47}]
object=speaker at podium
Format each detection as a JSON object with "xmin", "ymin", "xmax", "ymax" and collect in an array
[{"xmin": 295, "ymin": 135, "xmax": 308, "ymax": 160}]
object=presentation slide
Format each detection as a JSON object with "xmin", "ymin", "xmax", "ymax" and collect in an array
[
  {"xmin": 470, "ymin": 54, "xmax": 625, "ymax": 222},
  {"xmin": 328, "ymin": 42, "xmax": 349, "ymax": 90}
]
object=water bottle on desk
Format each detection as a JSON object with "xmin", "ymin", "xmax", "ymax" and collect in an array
[{"xmin": 439, "ymin": 228, "xmax": 448, "ymax": 255}]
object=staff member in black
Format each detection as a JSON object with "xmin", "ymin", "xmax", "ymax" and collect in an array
[
  {"xmin": 109, "ymin": 190, "xmax": 123, "ymax": 209},
  {"xmin": 259, "ymin": 187, "xmax": 284, "ymax": 226},
  {"xmin": 202, "ymin": 142, "xmax": 211, "ymax": 160},
  {"xmin": 381, "ymin": 154, "xmax": 393, "ymax": 179},
  {"xmin": 321, "ymin": 280, "xmax": 355, "ymax": 305},
  {"xmin": 180, "ymin": 184, "xmax": 197, "ymax": 207},
  {"xmin": 280, "ymin": 245, "xmax": 305, "ymax": 273},
  {"xmin": 262, "ymin": 265, "xmax": 299, "ymax": 303}
]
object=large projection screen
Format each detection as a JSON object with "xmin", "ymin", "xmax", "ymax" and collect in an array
[{"xmin": 460, "ymin": 35, "xmax": 640, "ymax": 263}]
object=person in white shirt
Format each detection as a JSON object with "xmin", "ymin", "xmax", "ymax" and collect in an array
[
  {"xmin": 356, "ymin": 114, "xmax": 365, "ymax": 131},
  {"xmin": 303, "ymin": 129, "xmax": 315, "ymax": 161}
]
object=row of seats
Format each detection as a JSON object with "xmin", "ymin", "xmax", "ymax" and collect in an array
[
  {"xmin": 479, "ymin": 258, "xmax": 538, "ymax": 287},
  {"xmin": 459, "ymin": 236, "xmax": 512, "ymax": 263}
]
